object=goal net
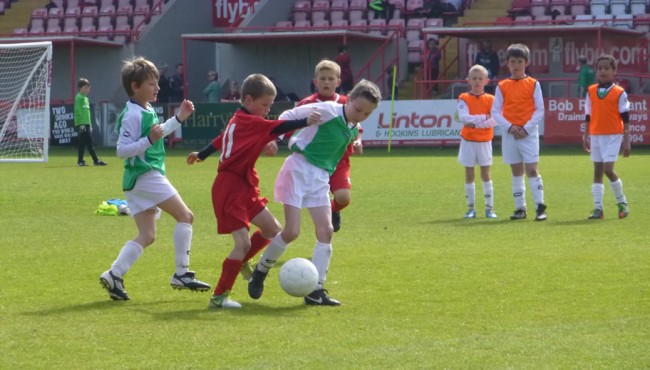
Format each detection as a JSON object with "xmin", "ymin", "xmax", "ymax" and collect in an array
[{"xmin": 0, "ymin": 41, "xmax": 52, "ymax": 162}]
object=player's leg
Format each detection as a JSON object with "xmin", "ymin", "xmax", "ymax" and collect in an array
[
  {"xmin": 77, "ymin": 127, "xmax": 87, "ymax": 165},
  {"xmin": 520, "ymin": 135, "xmax": 545, "ymax": 221},
  {"xmin": 502, "ymin": 134, "xmax": 527, "ymax": 219},
  {"xmin": 458, "ymin": 140, "xmax": 476, "ymax": 218},
  {"xmin": 158, "ymin": 194, "xmax": 210, "ymax": 291},
  {"xmin": 330, "ymin": 158, "xmax": 351, "ymax": 232},
  {"xmin": 239, "ymin": 208, "xmax": 282, "ymax": 280},
  {"xmin": 209, "ymin": 228, "xmax": 250, "ymax": 309},
  {"xmin": 84, "ymin": 128, "xmax": 100, "ymax": 164},
  {"xmin": 480, "ymin": 165, "xmax": 496, "ymax": 218},
  {"xmin": 588, "ymin": 136, "xmax": 606, "ymax": 218},
  {"xmin": 99, "ymin": 208, "xmax": 156, "ymax": 300},
  {"xmin": 600, "ymin": 135, "xmax": 628, "ymax": 218},
  {"xmin": 304, "ymin": 205, "xmax": 340, "ymax": 306}
]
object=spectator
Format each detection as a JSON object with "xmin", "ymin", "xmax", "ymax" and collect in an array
[
  {"xmin": 422, "ymin": 38, "xmax": 441, "ymax": 94},
  {"xmin": 335, "ymin": 44, "xmax": 354, "ymax": 94},
  {"xmin": 203, "ymin": 70, "xmax": 222, "ymax": 103},
  {"xmin": 45, "ymin": 0, "xmax": 58, "ymax": 11},
  {"xmin": 74, "ymin": 78, "xmax": 107, "ymax": 167},
  {"xmin": 221, "ymin": 80, "xmax": 241, "ymax": 102},
  {"xmin": 157, "ymin": 62, "xmax": 171, "ymax": 103},
  {"xmin": 577, "ymin": 55, "xmax": 595, "ymax": 98},
  {"xmin": 168, "ymin": 63, "xmax": 184, "ymax": 102},
  {"xmin": 442, "ymin": 0, "xmax": 463, "ymax": 12},
  {"xmin": 474, "ymin": 40, "xmax": 500, "ymax": 80},
  {"xmin": 424, "ymin": 0, "xmax": 448, "ymax": 18},
  {"xmin": 368, "ymin": 0, "xmax": 395, "ymax": 21}
]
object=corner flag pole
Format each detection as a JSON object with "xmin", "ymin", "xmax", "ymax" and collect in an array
[{"xmin": 387, "ymin": 65, "xmax": 397, "ymax": 153}]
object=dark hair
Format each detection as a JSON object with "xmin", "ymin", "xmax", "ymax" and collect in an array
[
  {"xmin": 240, "ymin": 74, "xmax": 276, "ymax": 104},
  {"xmin": 78, "ymin": 78, "xmax": 89, "ymax": 89},
  {"xmin": 596, "ymin": 54, "xmax": 617, "ymax": 70},
  {"xmin": 121, "ymin": 57, "xmax": 159, "ymax": 97},
  {"xmin": 338, "ymin": 44, "xmax": 348, "ymax": 53},
  {"xmin": 506, "ymin": 43, "xmax": 530, "ymax": 62}
]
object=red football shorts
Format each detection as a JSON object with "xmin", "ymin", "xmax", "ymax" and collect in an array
[{"xmin": 212, "ymin": 172, "xmax": 268, "ymax": 234}]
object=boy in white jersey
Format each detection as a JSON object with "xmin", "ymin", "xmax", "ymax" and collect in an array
[
  {"xmin": 582, "ymin": 54, "xmax": 631, "ymax": 219},
  {"xmin": 248, "ymin": 79, "xmax": 381, "ymax": 306},
  {"xmin": 99, "ymin": 57, "xmax": 210, "ymax": 301}
]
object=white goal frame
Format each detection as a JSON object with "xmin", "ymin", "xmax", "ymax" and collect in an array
[{"xmin": 0, "ymin": 41, "xmax": 52, "ymax": 162}]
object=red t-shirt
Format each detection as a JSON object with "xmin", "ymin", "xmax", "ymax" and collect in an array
[{"xmin": 210, "ymin": 108, "xmax": 286, "ymax": 187}]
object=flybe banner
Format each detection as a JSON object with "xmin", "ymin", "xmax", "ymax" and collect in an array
[{"xmin": 212, "ymin": 0, "xmax": 256, "ymax": 27}]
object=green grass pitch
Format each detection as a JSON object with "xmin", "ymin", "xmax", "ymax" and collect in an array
[{"xmin": 1, "ymin": 146, "xmax": 649, "ymax": 368}]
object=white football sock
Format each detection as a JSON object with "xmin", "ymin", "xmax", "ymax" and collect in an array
[
  {"xmin": 464, "ymin": 183, "xmax": 475, "ymax": 209},
  {"xmin": 512, "ymin": 175, "xmax": 526, "ymax": 210},
  {"xmin": 482, "ymin": 180, "xmax": 494, "ymax": 210},
  {"xmin": 592, "ymin": 183, "xmax": 605, "ymax": 210},
  {"xmin": 257, "ymin": 233, "xmax": 288, "ymax": 273},
  {"xmin": 529, "ymin": 175, "xmax": 545, "ymax": 207},
  {"xmin": 111, "ymin": 240, "xmax": 143, "ymax": 277},
  {"xmin": 610, "ymin": 179, "xmax": 627, "ymax": 204},
  {"xmin": 174, "ymin": 222, "xmax": 192, "ymax": 275},
  {"xmin": 312, "ymin": 242, "xmax": 332, "ymax": 289}
]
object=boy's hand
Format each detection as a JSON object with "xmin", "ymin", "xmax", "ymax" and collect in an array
[
  {"xmin": 622, "ymin": 139, "xmax": 631, "ymax": 157},
  {"xmin": 352, "ymin": 140, "xmax": 363, "ymax": 154},
  {"xmin": 186, "ymin": 152, "xmax": 202, "ymax": 165},
  {"xmin": 307, "ymin": 110, "xmax": 321, "ymax": 126},
  {"xmin": 148, "ymin": 124, "xmax": 164, "ymax": 143},
  {"xmin": 582, "ymin": 134, "xmax": 591, "ymax": 153},
  {"xmin": 263, "ymin": 140, "xmax": 278, "ymax": 156},
  {"xmin": 177, "ymin": 100, "xmax": 195, "ymax": 122}
]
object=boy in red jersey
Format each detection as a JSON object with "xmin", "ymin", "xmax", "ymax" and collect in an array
[
  {"xmin": 457, "ymin": 65, "xmax": 498, "ymax": 219},
  {"xmin": 491, "ymin": 43, "xmax": 547, "ymax": 221},
  {"xmin": 582, "ymin": 54, "xmax": 631, "ymax": 219},
  {"xmin": 266, "ymin": 59, "xmax": 362, "ymax": 232},
  {"xmin": 187, "ymin": 74, "xmax": 320, "ymax": 308}
]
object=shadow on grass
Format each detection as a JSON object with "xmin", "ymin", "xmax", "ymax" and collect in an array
[
  {"xmin": 21, "ymin": 299, "xmax": 179, "ymax": 316},
  {"xmin": 422, "ymin": 218, "xmax": 512, "ymax": 226},
  {"xmin": 149, "ymin": 303, "xmax": 311, "ymax": 321}
]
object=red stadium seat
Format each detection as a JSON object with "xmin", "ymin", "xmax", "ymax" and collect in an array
[
  {"xmin": 549, "ymin": 0, "xmax": 568, "ymax": 14},
  {"xmin": 293, "ymin": 0, "xmax": 310, "ymax": 22},
  {"xmin": 613, "ymin": 14, "xmax": 634, "ymax": 28},
  {"xmin": 509, "ymin": 0, "xmax": 532, "ymax": 16},
  {"xmin": 312, "ymin": 19, "xmax": 331, "ymax": 29},
  {"xmin": 293, "ymin": 20, "xmax": 311, "ymax": 29},
  {"xmin": 63, "ymin": 23, "xmax": 79, "ymax": 35},
  {"xmin": 330, "ymin": 0, "xmax": 348, "ymax": 22},
  {"xmin": 575, "ymin": 14, "xmax": 593, "ymax": 24},
  {"xmin": 406, "ymin": 0, "xmax": 424, "ymax": 13},
  {"xmin": 311, "ymin": 0, "xmax": 330, "ymax": 22},
  {"xmin": 331, "ymin": 19, "xmax": 349, "ymax": 28},
  {"xmin": 407, "ymin": 39, "xmax": 423, "ymax": 63},
  {"xmin": 273, "ymin": 20, "xmax": 293, "ymax": 31},
  {"xmin": 349, "ymin": 0, "xmax": 366, "ymax": 22},
  {"xmin": 80, "ymin": 24, "xmax": 97, "ymax": 37},
  {"xmin": 406, "ymin": 17, "xmax": 425, "ymax": 41},
  {"xmin": 114, "ymin": 24, "xmax": 131, "ymax": 43},
  {"xmin": 349, "ymin": 18, "xmax": 368, "ymax": 31},
  {"xmin": 32, "ymin": 8, "xmax": 48, "ymax": 19},
  {"xmin": 12, "ymin": 28, "xmax": 29, "ymax": 36},
  {"xmin": 530, "ymin": 0, "xmax": 548, "ymax": 17},
  {"xmin": 570, "ymin": 0, "xmax": 587, "ymax": 15},
  {"xmin": 368, "ymin": 18, "xmax": 387, "ymax": 35},
  {"xmin": 634, "ymin": 13, "xmax": 650, "ymax": 31}
]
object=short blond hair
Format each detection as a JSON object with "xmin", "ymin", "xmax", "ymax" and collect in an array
[
  {"xmin": 121, "ymin": 57, "xmax": 159, "ymax": 97},
  {"xmin": 468, "ymin": 65, "xmax": 489, "ymax": 78},
  {"xmin": 240, "ymin": 74, "xmax": 276, "ymax": 103},
  {"xmin": 315, "ymin": 59, "xmax": 341, "ymax": 78}
]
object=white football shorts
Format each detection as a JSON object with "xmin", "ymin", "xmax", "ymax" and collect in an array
[
  {"xmin": 458, "ymin": 139, "xmax": 493, "ymax": 167},
  {"xmin": 124, "ymin": 170, "xmax": 177, "ymax": 216},
  {"xmin": 274, "ymin": 153, "xmax": 330, "ymax": 209},
  {"xmin": 589, "ymin": 134, "xmax": 623, "ymax": 163},
  {"xmin": 502, "ymin": 129, "xmax": 540, "ymax": 164}
]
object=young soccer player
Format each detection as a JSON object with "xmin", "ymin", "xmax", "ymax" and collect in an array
[
  {"xmin": 582, "ymin": 54, "xmax": 631, "ymax": 219},
  {"xmin": 74, "ymin": 78, "xmax": 107, "ymax": 167},
  {"xmin": 491, "ymin": 43, "xmax": 547, "ymax": 221},
  {"xmin": 457, "ymin": 65, "xmax": 498, "ymax": 219},
  {"xmin": 248, "ymin": 79, "xmax": 381, "ymax": 306},
  {"xmin": 264, "ymin": 59, "xmax": 362, "ymax": 232},
  {"xmin": 99, "ymin": 57, "xmax": 210, "ymax": 301},
  {"xmin": 186, "ymin": 74, "xmax": 320, "ymax": 309}
]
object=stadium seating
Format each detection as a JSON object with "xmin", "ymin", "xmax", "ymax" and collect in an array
[
  {"xmin": 349, "ymin": 18, "xmax": 368, "ymax": 31},
  {"xmin": 406, "ymin": 17, "xmax": 425, "ymax": 41},
  {"xmin": 570, "ymin": 0, "xmax": 587, "ymax": 16},
  {"xmin": 634, "ymin": 13, "xmax": 650, "ymax": 30},
  {"xmin": 533, "ymin": 14, "xmax": 552, "ymax": 23},
  {"xmin": 590, "ymin": 0, "xmax": 608, "ymax": 16},
  {"xmin": 312, "ymin": 19, "xmax": 330, "ymax": 29},
  {"xmin": 349, "ymin": 0, "xmax": 366, "ymax": 22},
  {"xmin": 549, "ymin": 0, "xmax": 568, "ymax": 15},
  {"xmin": 630, "ymin": 0, "xmax": 647, "ymax": 15},
  {"xmin": 575, "ymin": 14, "xmax": 594, "ymax": 23},
  {"xmin": 12, "ymin": 28, "xmax": 29, "ymax": 36},
  {"xmin": 613, "ymin": 13, "xmax": 634, "ymax": 26},
  {"xmin": 509, "ymin": 0, "xmax": 532, "ymax": 16},
  {"xmin": 530, "ymin": 0, "xmax": 548, "ymax": 17},
  {"xmin": 368, "ymin": 18, "xmax": 387, "ymax": 35},
  {"xmin": 514, "ymin": 14, "xmax": 533, "ymax": 23},
  {"xmin": 113, "ymin": 24, "xmax": 132, "ymax": 43},
  {"xmin": 406, "ymin": 0, "xmax": 424, "ymax": 13},
  {"xmin": 594, "ymin": 14, "xmax": 614, "ymax": 24},
  {"xmin": 331, "ymin": 19, "xmax": 350, "ymax": 28},
  {"xmin": 311, "ymin": 0, "xmax": 330, "ymax": 22},
  {"xmin": 293, "ymin": 19, "xmax": 311, "ymax": 29},
  {"xmin": 407, "ymin": 39, "xmax": 423, "ymax": 63},
  {"xmin": 555, "ymin": 14, "xmax": 573, "ymax": 23},
  {"xmin": 0, "ymin": 2, "xmax": 4, "ymax": 16},
  {"xmin": 330, "ymin": 0, "xmax": 348, "ymax": 22},
  {"xmin": 292, "ymin": 0, "xmax": 310, "ymax": 22}
]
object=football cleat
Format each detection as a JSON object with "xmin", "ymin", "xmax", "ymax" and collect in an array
[
  {"xmin": 304, "ymin": 289, "xmax": 341, "ymax": 306},
  {"xmin": 485, "ymin": 209, "xmax": 498, "ymax": 218},
  {"xmin": 208, "ymin": 292, "xmax": 241, "ymax": 309},
  {"xmin": 99, "ymin": 270, "xmax": 129, "ymax": 301},
  {"xmin": 248, "ymin": 268, "xmax": 268, "ymax": 299},
  {"xmin": 535, "ymin": 203, "xmax": 547, "ymax": 221},
  {"xmin": 240, "ymin": 260, "xmax": 253, "ymax": 281},
  {"xmin": 617, "ymin": 202, "xmax": 629, "ymax": 219},
  {"xmin": 464, "ymin": 209, "xmax": 476, "ymax": 219},
  {"xmin": 77, "ymin": 161, "xmax": 87, "ymax": 167},
  {"xmin": 510, "ymin": 209, "xmax": 527, "ymax": 220},
  {"xmin": 94, "ymin": 160, "xmax": 108, "ymax": 166},
  {"xmin": 331, "ymin": 211, "xmax": 341, "ymax": 232},
  {"xmin": 170, "ymin": 271, "xmax": 211, "ymax": 292},
  {"xmin": 588, "ymin": 208, "xmax": 604, "ymax": 219}
]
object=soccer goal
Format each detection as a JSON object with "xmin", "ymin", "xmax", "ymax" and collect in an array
[{"xmin": 0, "ymin": 41, "xmax": 52, "ymax": 162}]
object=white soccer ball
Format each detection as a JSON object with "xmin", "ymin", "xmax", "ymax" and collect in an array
[{"xmin": 279, "ymin": 258, "xmax": 319, "ymax": 297}]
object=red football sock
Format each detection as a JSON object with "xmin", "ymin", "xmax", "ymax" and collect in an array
[
  {"xmin": 243, "ymin": 230, "xmax": 271, "ymax": 262},
  {"xmin": 213, "ymin": 258, "xmax": 242, "ymax": 296},
  {"xmin": 331, "ymin": 199, "xmax": 349, "ymax": 213}
]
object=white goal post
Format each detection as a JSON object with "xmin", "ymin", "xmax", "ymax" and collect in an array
[{"xmin": 0, "ymin": 41, "xmax": 52, "ymax": 162}]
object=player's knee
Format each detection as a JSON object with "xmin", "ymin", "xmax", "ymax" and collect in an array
[
  {"xmin": 139, "ymin": 233, "xmax": 156, "ymax": 247},
  {"xmin": 282, "ymin": 228, "xmax": 300, "ymax": 243},
  {"xmin": 263, "ymin": 220, "xmax": 282, "ymax": 238},
  {"xmin": 177, "ymin": 209, "xmax": 194, "ymax": 224},
  {"xmin": 236, "ymin": 240, "xmax": 252, "ymax": 254},
  {"xmin": 316, "ymin": 224, "xmax": 334, "ymax": 242}
]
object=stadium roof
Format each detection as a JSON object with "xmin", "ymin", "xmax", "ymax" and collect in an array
[
  {"xmin": 422, "ymin": 25, "xmax": 643, "ymax": 39},
  {"xmin": 181, "ymin": 30, "xmax": 389, "ymax": 44}
]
